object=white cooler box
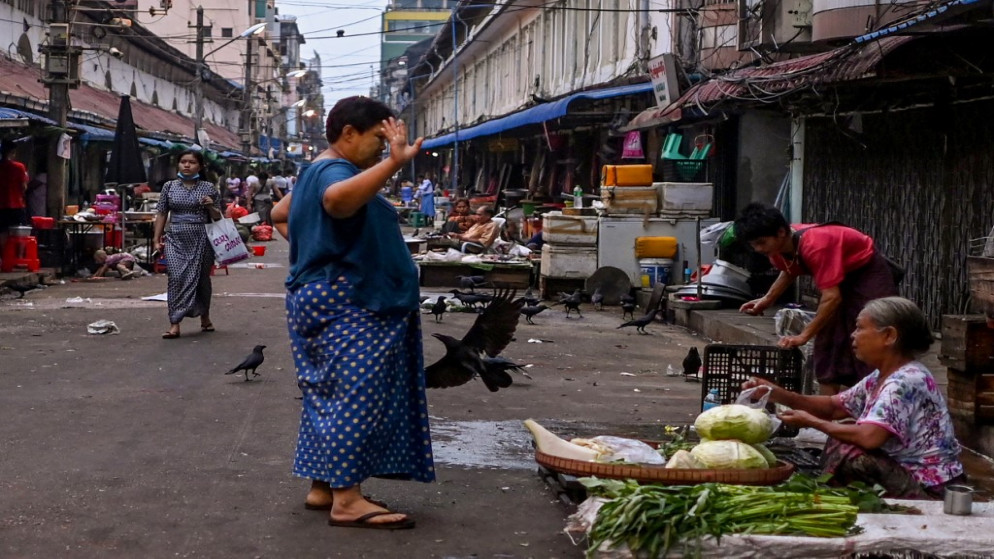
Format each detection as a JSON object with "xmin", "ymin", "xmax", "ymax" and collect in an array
[
  {"xmin": 542, "ymin": 212, "xmax": 598, "ymax": 246},
  {"xmin": 655, "ymin": 182, "xmax": 713, "ymax": 213},
  {"xmin": 541, "ymin": 244, "xmax": 598, "ymax": 278}
]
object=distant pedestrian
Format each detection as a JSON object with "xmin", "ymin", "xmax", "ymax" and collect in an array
[
  {"xmin": 249, "ymin": 172, "xmax": 273, "ymax": 226},
  {"xmin": 153, "ymin": 150, "xmax": 222, "ymax": 339},
  {"xmin": 25, "ymin": 172, "xmax": 47, "ymax": 219},
  {"xmin": 415, "ymin": 174, "xmax": 434, "ymax": 226},
  {"xmin": 0, "ymin": 142, "xmax": 29, "ymax": 245}
]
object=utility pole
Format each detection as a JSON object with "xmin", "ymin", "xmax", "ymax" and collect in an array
[
  {"xmin": 192, "ymin": 5, "xmax": 205, "ymax": 146},
  {"xmin": 241, "ymin": 36, "xmax": 254, "ymax": 156},
  {"xmin": 451, "ymin": 12, "xmax": 460, "ymax": 196},
  {"xmin": 41, "ymin": 0, "xmax": 79, "ymax": 217}
]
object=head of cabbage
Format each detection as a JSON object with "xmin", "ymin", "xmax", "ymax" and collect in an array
[
  {"xmin": 694, "ymin": 404, "xmax": 773, "ymax": 444},
  {"xmin": 690, "ymin": 440, "xmax": 769, "ymax": 469}
]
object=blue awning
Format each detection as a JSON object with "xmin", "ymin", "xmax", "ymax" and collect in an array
[
  {"xmin": 0, "ymin": 108, "xmax": 57, "ymax": 126},
  {"xmin": 421, "ymin": 82, "xmax": 653, "ymax": 149},
  {"xmin": 70, "ymin": 122, "xmax": 115, "ymax": 141},
  {"xmin": 139, "ymin": 137, "xmax": 174, "ymax": 149}
]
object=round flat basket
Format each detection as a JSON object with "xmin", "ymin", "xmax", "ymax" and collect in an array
[{"xmin": 535, "ymin": 450, "xmax": 795, "ymax": 486}]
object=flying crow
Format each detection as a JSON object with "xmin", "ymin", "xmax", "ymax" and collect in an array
[
  {"xmin": 425, "ymin": 288, "xmax": 524, "ymax": 392},
  {"xmin": 226, "ymin": 345, "xmax": 266, "ymax": 381}
]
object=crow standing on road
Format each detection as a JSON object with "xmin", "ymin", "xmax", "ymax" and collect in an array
[
  {"xmin": 226, "ymin": 345, "xmax": 266, "ymax": 381},
  {"xmin": 448, "ymin": 289, "xmax": 491, "ymax": 310},
  {"xmin": 620, "ymin": 292, "xmax": 636, "ymax": 320},
  {"xmin": 554, "ymin": 289, "xmax": 583, "ymax": 318},
  {"xmin": 425, "ymin": 288, "xmax": 524, "ymax": 392},
  {"xmin": 591, "ymin": 287, "xmax": 604, "ymax": 311},
  {"xmin": 520, "ymin": 286, "xmax": 541, "ymax": 307},
  {"xmin": 456, "ymin": 275, "xmax": 487, "ymax": 291},
  {"xmin": 430, "ymin": 295, "xmax": 448, "ymax": 322},
  {"xmin": 683, "ymin": 347, "xmax": 702, "ymax": 380},
  {"xmin": 519, "ymin": 303, "xmax": 548, "ymax": 324},
  {"xmin": 4, "ymin": 282, "xmax": 42, "ymax": 298},
  {"xmin": 618, "ymin": 312, "xmax": 655, "ymax": 334}
]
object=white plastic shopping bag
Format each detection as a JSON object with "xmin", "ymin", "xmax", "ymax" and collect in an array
[{"xmin": 205, "ymin": 218, "xmax": 250, "ymax": 265}]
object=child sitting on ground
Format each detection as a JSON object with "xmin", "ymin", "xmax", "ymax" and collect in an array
[{"xmin": 94, "ymin": 249, "xmax": 138, "ymax": 279}]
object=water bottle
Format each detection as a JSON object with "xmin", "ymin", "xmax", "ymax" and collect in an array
[
  {"xmin": 573, "ymin": 185, "xmax": 583, "ymax": 209},
  {"xmin": 683, "ymin": 260, "xmax": 692, "ymax": 283},
  {"xmin": 702, "ymin": 388, "xmax": 720, "ymax": 411}
]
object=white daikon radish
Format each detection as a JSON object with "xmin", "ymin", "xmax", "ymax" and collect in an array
[{"xmin": 523, "ymin": 419, "xmax": 599, "ymax": 461}]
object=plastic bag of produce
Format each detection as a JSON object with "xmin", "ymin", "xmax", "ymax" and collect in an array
[
  {"xmin": 694, "ymin": 404, "xmax": 775, "ymax": 444},
  {"xmin": 571, "ymin": 436, "xmax": 666, "ymax": 465},
  {"xmin": 690, "ymin": 440, "xmax": 768, "ymax": 469}
]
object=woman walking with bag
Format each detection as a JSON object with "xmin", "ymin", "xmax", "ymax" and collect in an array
[{"xmin": 153, "ymin": 150, "xmax": 222, "ymax": 339}]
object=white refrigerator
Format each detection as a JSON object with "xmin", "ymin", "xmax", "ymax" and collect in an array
[{"xmin": 597, "ymin": 215, "xmax": 720, "ymax": 286}]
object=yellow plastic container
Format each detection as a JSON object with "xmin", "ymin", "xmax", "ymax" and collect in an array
[{"xmin": 635, "ymin": 236, "xmax": 678, "ymax": 259}]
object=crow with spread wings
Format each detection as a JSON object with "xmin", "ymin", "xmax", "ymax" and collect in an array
[{"xmin": 424, "ymin": 288, "xmax": 524, "ymax": 392}]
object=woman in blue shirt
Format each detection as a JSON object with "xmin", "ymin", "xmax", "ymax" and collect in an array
[{"xmin": 283, "ymin": 97, "xmax": 432, "ymax": 530}]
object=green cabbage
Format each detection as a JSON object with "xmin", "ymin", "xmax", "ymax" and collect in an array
[
  {"xmin": 664, "ymin": 449, "xmax": 704, "ymax": 469},
  {"xmin": 751, "ymin": 443, "xmax": 779, "ymax": 467},
  {"xmin": 694, "ymin": 404, "xmax": 773, "ymax": 444},
  {"xmin": 690, "ymin": 440, "xmax": 769, "ymax": 469}
]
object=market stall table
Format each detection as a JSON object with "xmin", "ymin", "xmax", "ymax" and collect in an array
[
  {"xmin": 59, "ymin": 219, "xmax": 155, "ymax": 273},
  {"xmin": 417, "ymin": 260, "xmax": 534, "ymax": 288}
]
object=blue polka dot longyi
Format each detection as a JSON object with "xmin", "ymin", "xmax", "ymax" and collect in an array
[{"xmin": 286, "ymin": 277, "xmax": 435, "ymax": 486}]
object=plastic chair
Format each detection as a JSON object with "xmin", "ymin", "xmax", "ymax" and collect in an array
[
  {"xmin": 2, "ymin": 236, "xmax": 41, "ymax": 272},
  {"xmin": 661, "ymin": 133, "xmax": 686, "ymax": 160}
]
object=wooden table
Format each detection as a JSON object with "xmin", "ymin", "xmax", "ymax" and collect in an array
[{"xmin": 417, "ymin": 260, "xmax": 534, "ymax": 288}]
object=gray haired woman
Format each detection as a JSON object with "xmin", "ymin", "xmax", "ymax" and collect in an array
[{"xmin": 743, "ymin": 297, "xmax": 965, "ymax": 498}]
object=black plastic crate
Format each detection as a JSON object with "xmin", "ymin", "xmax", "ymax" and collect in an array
[
  {"xmin": 660, "ymin": 158, "xmax": 708, "ymax": 182},
  {"xmin": 701, "ymin": 344, "xmax": 803, "ymax": 437}
]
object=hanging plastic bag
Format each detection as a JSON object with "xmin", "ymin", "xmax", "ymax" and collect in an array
[{"xmin": 700, "ymin": 221, "xmax": 733, "ymax": 246}]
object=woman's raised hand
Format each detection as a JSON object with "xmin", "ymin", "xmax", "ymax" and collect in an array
[{"xmin": 383, "ymin": 118, "xmax": 422, "ymax": 164}]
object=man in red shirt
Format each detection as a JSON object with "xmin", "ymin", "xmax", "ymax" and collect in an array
[
  {"xmin": 734, "ymin": 203, "xmax": 898, "ymax": 395},
  {"xmin": 0, "ymin": 142, "xmax": 29, "ymax": 245}
]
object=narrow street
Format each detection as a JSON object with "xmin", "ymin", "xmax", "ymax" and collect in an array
[{"xmin": 0, "ymin": 238, "xmax": 708, "ymax": 558}]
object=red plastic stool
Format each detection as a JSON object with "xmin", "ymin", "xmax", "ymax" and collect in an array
[
  {"xmin": 1, "ymin": 236, "xmax": 41, "ymax": 272},
  {"xmin": 210, "ymin": 264, "xmax": 229, "ymax": 276}
]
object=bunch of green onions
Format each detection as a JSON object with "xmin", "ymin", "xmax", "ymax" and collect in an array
[{"xmin": 582, "ymin": 476, "xmax": 869, "ymax": 558}]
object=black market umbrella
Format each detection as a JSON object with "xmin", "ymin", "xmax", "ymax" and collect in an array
[{"xmin": 105, "ymin": 95, "xmax": 147, "ymax": 251}]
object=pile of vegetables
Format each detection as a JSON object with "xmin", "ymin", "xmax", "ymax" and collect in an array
[
  {"xmin": 581, "ymin": 474, "xmax": 894, "ymax": 558},
  {"xmin": 662, "ymin": 404, "xmax": 779, "ymax": 470}
]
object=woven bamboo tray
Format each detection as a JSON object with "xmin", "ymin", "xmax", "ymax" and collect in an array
[{"xmin": 535, "ymin": 449, "xmax": 795, "ymax": 485}]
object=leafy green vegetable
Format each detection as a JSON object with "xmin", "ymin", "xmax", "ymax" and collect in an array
[
  {"xmin": 579, "ymin": 473, "xmax": 895, "ymax": 558},
  {"xmin": 690, "ymin": 440, "xmax": 769, "ymax": 469},
  {"xmin": 751, "ymin": 443, "xmax": 779, "ymax": 467}
]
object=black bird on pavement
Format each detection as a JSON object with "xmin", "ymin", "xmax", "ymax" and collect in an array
[
  {"xmin": 621, "ymin": 301, "xmax": 637, "ymax": 320},
  {"xmin": 520, "ymin": 286, "xmax": 541, "ymax": 307},
  {"xmin": 554, "ymin": 289, "xmax": 583, "ymax": 318},
  {"xmin": 456, "ymin": 275, "xmax": 487, "ymax": 291},
  {"xmin": 226, "ymin": 345, "xmax": 266, "ymax": 381},
  {"xmin": 591, "ymin": 287, "xmax": 604, "ymax": 311},
  {"xmin": 425, "ymin": 288, "xmax": 524, "ymax": 392},
  {"xmin": 448, "ymin": 289, "xmax": 490, "ymax": 310},
  {"xmin": 519, "ymin": 303, "xmax": 548, "ymax": 324},
  {"xmin": 618, "ymin": 312, "xmax": 655, "ymax": 334},
  {"xmin": 430, "ymin": 295, "xmax": 447, "ymax": 322},
  {"xmin": 682, "ymin": 346, "xmax": 702, "ymax": 381},
  {"xmin": 4, "ymin": 282, "xmax": 41, "ymax": 298}
]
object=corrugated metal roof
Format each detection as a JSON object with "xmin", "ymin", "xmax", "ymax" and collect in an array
[{"xmin": 625, "ymin": 36, "xmax": 915, "ymax": 130}]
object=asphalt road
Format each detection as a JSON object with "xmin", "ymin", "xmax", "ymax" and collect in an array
[{"xmin": 0, "ymin": 239, "xmax": 707, "ymax": 558}]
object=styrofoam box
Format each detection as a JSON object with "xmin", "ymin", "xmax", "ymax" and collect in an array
[
  {"xmin": 600, "ymin": 186, "xmax": 659, "ymax": 215},
  {"xmin": 542, "ymin": 211, "xmax": 598, "ymax": 246},
  {"xmin": 541, "ymin": 243, "xmax": 598, "ymax": 278},
  {"xmin": 655, "ymin": 182, "xmax": 714, "ymax": 212}
]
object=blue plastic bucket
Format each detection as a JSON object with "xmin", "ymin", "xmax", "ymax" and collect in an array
[{"xmin": 639, "ymin": 258, "xmax": 673, "ymax": 288}]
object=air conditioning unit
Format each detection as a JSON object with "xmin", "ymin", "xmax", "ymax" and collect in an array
[{"xmin": 737, "ymin": 0, "xmax": 813, "ymax": 52}]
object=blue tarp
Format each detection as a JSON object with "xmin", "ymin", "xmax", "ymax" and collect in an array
[
  {"xmin": 139, "ymin": 137, "xmax": 174, "ymax": 149},
  {"xmin": 0, "ymin": 107, "xmax": 57, "ymax": 126},
  {"xmin": 71, "ymin": 122, "xmax": 115, "ymax": 141},
  {"xmin": 421, "ymin": 82, "xmax": 653, "ymax": 149}
]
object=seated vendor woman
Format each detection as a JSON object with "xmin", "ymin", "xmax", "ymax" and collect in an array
[
  {"xmin": 445, "ymin": 205, "xmax": 499, "ymax": 253},
  {"xmin": 743, "ymin": 296, "xmax": 964, "ymax": 499},
  {"xmin": 439, "ymin": 198, "xmax": 477, "ymax": 234},
  {"xmin": 93, "ymin": 249, "xmax": 138, "ymax": 279}
]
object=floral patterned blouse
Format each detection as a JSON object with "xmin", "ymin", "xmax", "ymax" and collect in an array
[{"xmin": 834, "ymin": 361, "xmax": 964, "ymax": 487}]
